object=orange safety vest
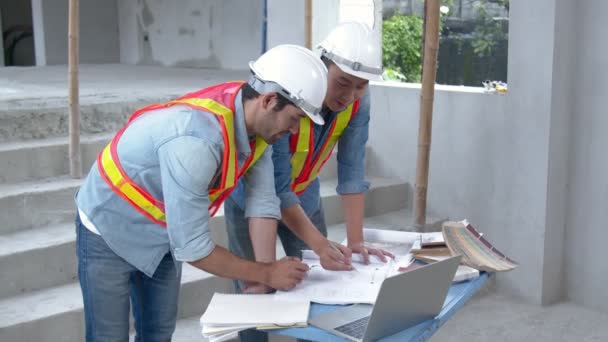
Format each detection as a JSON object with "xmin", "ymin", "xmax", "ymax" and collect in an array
[
  {"xmin": 289, "ymin": 99, "xmax": 360, "ymax": 195},
  {"xmin": 97, "ymin": 81, "xmax": 268, "ymax": 227}
]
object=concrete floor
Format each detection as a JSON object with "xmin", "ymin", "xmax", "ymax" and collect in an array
[
  {"xmin": 0, "ymin": 64, "xmax": 249, "ymax": 110},
  {"xmin": 433, "ymin": 290, "xmax": 608, "ymax": 342}
]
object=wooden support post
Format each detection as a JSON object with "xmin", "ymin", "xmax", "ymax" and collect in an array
[
  {"xmin": 68, "ymin": 0, "xmax": 82, "ymax": 178},
  {"xmin": 414, "ymin": 0, "xmax": 440, "ymax": 230},
  {"xmin": 304, "ymin": 0, "xmax": 313, "ymax": 49}
]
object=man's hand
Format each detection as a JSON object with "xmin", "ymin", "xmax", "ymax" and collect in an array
[
  {"xmin": 348, "ymin": 242, "xmax": 395, "ymax": 264},
  {"xmin": 264, "ymin": 256, "xmax": 309, "ymax": 291},
  {"xmin": 317, "ymin": 241, "xmax": 353, "ymax": 271},
  {"xmin": 243, "ymin": 282, "xmax": 274, "ymax": 294}
]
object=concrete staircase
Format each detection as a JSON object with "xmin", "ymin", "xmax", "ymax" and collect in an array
[{"xmin": 0, "ymin": 98, "xmax": 412, "ymax": 341}]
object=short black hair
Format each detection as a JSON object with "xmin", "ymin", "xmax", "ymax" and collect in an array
[{"xmin": 241, "ymin": 82, "xmax": 295, "ymax": 112}]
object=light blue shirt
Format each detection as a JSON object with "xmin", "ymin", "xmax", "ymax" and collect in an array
[
  {"xmin": 229, "ymin": 90, "xmax": 371, "ymax": 216},
  {"xmin": 76, "ymin": 90, "xmax": 280, "ymax": 277}
]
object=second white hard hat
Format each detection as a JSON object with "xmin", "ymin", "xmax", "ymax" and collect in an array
[
  {"xmin": 248, "ymin": 44, "xmax": 328, "ymax": 125},
  {"xmin": 318, "ymin": 21, "xmax": 384, "ymax": 81}
]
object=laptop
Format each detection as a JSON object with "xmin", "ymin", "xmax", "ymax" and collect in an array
[{"xmin": 308, "ymin": 255, "xmax": 462, "ymax": 342}]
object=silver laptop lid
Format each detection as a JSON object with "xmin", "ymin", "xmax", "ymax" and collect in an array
[{"xmin": 362, "ymin": 255, "xmax": 462, "ymax": 341}]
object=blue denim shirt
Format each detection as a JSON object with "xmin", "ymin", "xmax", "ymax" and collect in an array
[
  {"xmin": 229, "ymin": 90, "xmax": 371, "ymax": 216},
  {"xmin": 76, "ymin": 90, "xmax": 280, "ymax": 277}
]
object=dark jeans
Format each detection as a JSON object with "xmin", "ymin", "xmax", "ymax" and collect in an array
[{"xmin": 76, "ymin": 214, "xmax": 181, "ymax": 342}]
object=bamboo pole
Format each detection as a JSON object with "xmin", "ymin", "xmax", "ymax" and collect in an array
[
  {"xmin": 414, "ymin": 0, "xmax": 440, "ymax": 230},
  {"xmin": 68, "ymin": 0, "xmax": 82, "ymax": 178},
  {"xmin": 304, "ymin": 0, "xmax": 313, "ymax": 49}
]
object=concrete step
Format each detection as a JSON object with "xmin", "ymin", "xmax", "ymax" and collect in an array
[
  {"xmin": 0, "ymin": 176, "xmax": 81, "ymax": 235},
  {"xmin": 0, "ymin": 143, "xmax": 357, "ymax": 235},
  {"xmin": 0, "ymin": 223, "xmax": 76, "ymax": 300},
  {"xmin": 320, "ymin": 177, "xmax": 410, "ymax": 227},
  {"xmin": 0, "ymin": 134, "xmax": 111, "ymax": 184},
  {"xmin": 0, "ymin": 264, "xmax": 231, "ymax": 342},
  {"xmin": 0, "ymin": 176, "xmax": 408, "ymax": 300},
  {"xmin": 0, "ymin": 65, "xmax": 250, "ymax": 143},
  {"xmin": 0, "ymin": 100, "xmax": 148, "ymax": 143},
  {"xmin": 0, "ymin": 133, "xmax": 347, "ymax": 185}
]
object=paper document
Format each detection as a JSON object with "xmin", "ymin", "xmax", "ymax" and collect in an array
[
  {"xmin": 275, "ymin": 256, "xmax": 393, "ymax": 304},
  {"xmin": 200, "ymin": 293, "xmax": 309, "ymax": 339},
  {"xmin": 200, "ymin": 293, "xmax": 309, "ymax": 326},
  {"xmin": 276, "ymin": 228, "xmax": 419, "ymax": 304}
]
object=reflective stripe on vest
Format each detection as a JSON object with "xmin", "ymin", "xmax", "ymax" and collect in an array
[
  {"xmin": 290, "ymin": 99, "xmax": 359, "ymax": 195},
  {"xmin": 97, "ymin": 82, "xmax": 268, "ymax": 227}
]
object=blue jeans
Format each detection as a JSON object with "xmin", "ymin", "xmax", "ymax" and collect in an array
[
  {"xmin": 76, "ymin": 214, "xmax": 181, "ymax": 342},
  {"xmin": 224, "ymin": 197, "xmax": 327, "ymax": 342}
]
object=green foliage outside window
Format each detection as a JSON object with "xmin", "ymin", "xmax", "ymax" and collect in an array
[
  {"xmin": 382, "ymin": 15, "xmax": 423, "ymax": 82},
  {"xmin": 382, "ymin": 0, "xmax": 509, "ymax": 85},
  {"xmin": 471, "ymin": 0, "xmax": 509, "ymax": 57}
]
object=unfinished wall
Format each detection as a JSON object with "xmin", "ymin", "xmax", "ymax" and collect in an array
[
  {"xmin": 368, "ymin": 81, "xmax": 519, "ymax": 287},
  {"xmin": 31, "ymin": 0, "xmax": 119, "ymax": 65},
  {"xmin": 565, "ymin": 0, "xmax": 608, "ymax": 313},
  {"xmin": 266, "ymin": 0, "xmax": 305, "ymax": 48},
  {"xmin": 117, "ymin": 0, "xmax": 263, "ymax": 69},
  {"xmin": 542, "ymin": 0, "xmax": 576, "ymax": 307}
]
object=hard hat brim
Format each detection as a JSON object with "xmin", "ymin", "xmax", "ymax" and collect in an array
[
  {"xmin": 335, "ymin": 62, "xmax": 384, "ymax": 82},
  {"xmin": 304, "ymin": 110, "xmax": 325, "ymax": 125}
]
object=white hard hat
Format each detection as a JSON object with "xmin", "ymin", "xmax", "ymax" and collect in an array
[
  {"xmin": 248, "ymin": 44, "xmax": 328, "ymax": 125},
  {"xmin": 318, "ymin": 21, "xmax": 383, "ymax": 81}
]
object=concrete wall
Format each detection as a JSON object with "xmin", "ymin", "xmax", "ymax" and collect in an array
[
  {"xmin": 266, "ymin": 0, "xmax": 379, "ymax": 50},
  {"xmin": 31, "ymin": 0, "xmax": 120, "ymax": 65},
  {"xmin": 117, "ymin": 0, "xmax": 263, "ymax": 69},
  {"xmin": 565, "ymin": 0, "xmax": 608, "ymax": 313},
  {"xmin": 542, "ymin": 0, "xmax": 576, "ymax": 307},
  {"xmin": 266, "ymin": 0, "xmax": 305, "ymax": 48},
  {"xmin": 115, "ymin": 0, "xmax": 375, "ymax": 68},
  {"xmin": 368, "ymin": 82, "xmax": 517, "ymax": 284},
  {"xmin": 499, "ymin": 0, "xmax": 555, "ymax": 306}
]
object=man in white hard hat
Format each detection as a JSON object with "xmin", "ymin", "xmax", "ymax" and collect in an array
[
  {"xmin": 225, "ymin": 22, "xmax": 394, "ymax": 340},
  {"xmin": 74, "ymin": 44, "xmax": 327, "ymax": 342}
]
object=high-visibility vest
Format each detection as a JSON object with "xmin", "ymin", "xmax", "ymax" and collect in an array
[
  {"xmin": 289, "ymin": 99, "xmax": 360, "ymax": 195},
  {"xmin": 97, "ymin": 81, "xmax": 268, "ymax": 227}
]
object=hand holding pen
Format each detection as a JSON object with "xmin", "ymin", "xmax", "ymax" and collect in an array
[{"xmin": 319, "ymin": 241, "xmax": 358, "ymax": 272}]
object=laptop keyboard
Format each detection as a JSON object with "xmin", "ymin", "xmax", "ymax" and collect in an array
[{"xmin": 335, "ymin": 316, "xmax": 370, "ymax": 339}]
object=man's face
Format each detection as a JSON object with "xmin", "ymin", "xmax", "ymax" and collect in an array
[
  {"xmin": 325, "ymin": 64, "xmax": 369, "ymax": 112},
  {"xmin": 257, "ymin": 94, "xmax": 306, "ymax": 144}
]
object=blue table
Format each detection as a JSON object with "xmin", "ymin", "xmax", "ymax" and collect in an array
[{"xmin": 269, "ymin": 272, "xmax": 491, "ymax": 341}]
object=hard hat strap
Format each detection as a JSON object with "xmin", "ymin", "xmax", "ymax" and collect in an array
[
  {"xmin": 321, "ymin": 50, "xmax": 383, "ymax": 75},
  {"xmin": 247, "ymin": 75, "xmax": 322, "ymax": 115}
]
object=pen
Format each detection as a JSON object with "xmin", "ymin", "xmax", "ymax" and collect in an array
[{"xmin": 329, "ymin": 242, "xmax": 359, "ymax": 272}]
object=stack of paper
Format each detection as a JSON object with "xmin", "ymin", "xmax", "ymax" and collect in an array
[{"xmin": 200, "ymin": 293, "xmax": 310, "ymax": 341}]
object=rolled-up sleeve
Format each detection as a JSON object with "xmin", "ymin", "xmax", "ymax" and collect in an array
[
  {"xmin": 272, "ymin": 134, "xmax": 302, "ymax": 210},
  {"xmin": 157, "ymin": 136, "xmax": 219, "ymax": 262},
  {"xmin": 243, "ymin": 145, "xmax": 281, "ymax": 219},
  {"xmin": 336, "ymin": 91, "xmax": 372, "ymax": 195}
]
